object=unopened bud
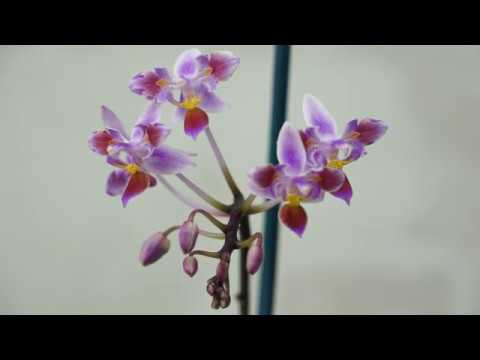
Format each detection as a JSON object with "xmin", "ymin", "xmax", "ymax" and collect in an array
[
  {"xmin": 183, "ymin": 255, "xmax": 198, "ymax": 278},
  {"xmin": 211, "ymin": 297, "xmax": 220, "ymax": 310},
  {"xmin": 178, "ymin": 221, "xmax": 199, "ymax": 254},
  {"xmin": 207, "ymin": 281, "xmax": 217, "ymax": 296},
  {"xmin": 219, "ymin": 290, "xmax": 231, "ymax": 309},
  {"xmin": 246, "ymin": 234, "xmax": 263, "ymax": 275},
  {"xmin": 139, "ymin": 232, "xmax": 170, "ymax": 266}
]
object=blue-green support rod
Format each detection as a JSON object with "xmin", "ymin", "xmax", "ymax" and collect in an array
[{"xmin": 258, "ymin": 45, "xmax": 291, "ymax": 315}]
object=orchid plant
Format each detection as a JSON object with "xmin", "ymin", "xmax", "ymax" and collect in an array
[{"xmin": 88, "ymin": 48, "xmax": 388, "ymax": 313}]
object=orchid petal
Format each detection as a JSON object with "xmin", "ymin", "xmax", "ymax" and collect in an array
[
  {"xmin": 101, "ymin": 106, "xmax": 129, "ymax": 139},
  {"xmin": 129, "ymin": 70, "xmax": 171, "ymax": 103},
  {"xmin": 303, "ymin": 94, "xmax": 337, "ymax": 138},
  {"xmin": 279, "ymin": 203, "xmax": 308, "ymax": 237},
  {"xmin": 146, "ymin": 123, "xmax": 171, "ymax": 147},
  {"xmin": 106, "ymin": 169, "xmax": 130, "ymax": 197},
  {"xmin": 277, "ymin": 122, "xmax": 307, "ymax": 176},
  {"xmin": 293, "ymin": 175, "xmax": 325, "ymax": 203},
  {"xmin": 106, "ymin": 154, "xmax": 127, "ymax": 168},
  {"xmin": 209, "ymin": 51, "xmax": 240, "ymax": 81},
  {"xmin": 174, "ymin": 48, "xmax": 202, "ymax": 80},
  {"xmin": 198, "ymin": 85, "xmax": 226, "ymax": 113},
  {"xmin": 88, "ymin": 130, "xmax": 115, "ymax": 156},
  {"xmin": 121, "ymin": 171, "xmax": 151, "ymax": 207},
  {"xmin": 318, "ymin": 168, "xmax": 346, "ymax": 193},
  {"xmin": 331, "ymin": 175, "xmax": 353, "ymax": 205},
  {"xmin": 184, "ymin": 108, "xmax": 209, "ymax": 140},
  {"xmin": 143, "ymin": 145, "xmax": 195, "ymax": 175},
  {"xmin": 136, "ymin": 101, "xmax": 161, "ymax": 125},
  {"xmin": 247, "ymin": 165, "xmax": 287, "ymax": 200},
  {"xmin": 173, "ymin": 107, "xmax": 187, "ymax": 125},
  {"xmin": 356, "ymin": 118, "xmax": 388, "ymax": 145}
]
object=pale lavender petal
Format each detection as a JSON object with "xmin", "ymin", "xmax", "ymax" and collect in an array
[
  {"xmin": 142, "ymin": 145, "xmax": 195, "ymax": 175},
  {"xmin": 174, "ymin": 48, "xmax": 202, "ymax": 80},
  {"xmin": 293, "ymin": 175, "xmax": 325, "ymax": 203},
  {"xmin": 277, "ymin": 122, "xmax": 307, "ymax": 176},
  {"xmin": 303, "ymin": 94, "xmax": 337, "ymax": 138},
  {"xmin": 198, "ymin": 85, "xmax": 226, "ymax": 113},
  {"xmin": 153, "ymin": 67, "xmax": 171, "ymax": 81},
  {"xmin": 343, "ymin": 119, "xmax": 359, "ymax": 137},
  {"xmin": 106, "ymin": 155, "xmax": 127, "ymax": 168},
  {"xmin": 101, "ymin": 106, "xmax": 129, "ymax": 139},
  {"xmin": 136, "ymin": 101, "xmax": 161, "ymax": 125},
  {"xmin": 106, "ymin": 169, "xmax": 130, "ymax": 197}
]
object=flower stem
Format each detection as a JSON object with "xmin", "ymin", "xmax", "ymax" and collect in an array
[
  {"xmin": 155, "ymin": 174, "xmax": 228, "ymax": 217},
  {"xmin": 176, "ymin": 173, "xmax": 230, "ymax": 213},
  {"xmin": 188, "ymin": 209, "xmax": 227, "ymax": 232},
  {"xmin": 199, "ymin": 230, "xmax": 225, "ymax": 240},
  {"xmin": 248, "ymin": 199, "xmax": 282, "ymax": 215},
  {"xmin": 204, "ymin": 126, "xmax": 242, "ymax": 197},
  {"xmin": 189, "ymin": 250, "xmax": 220, "ymax": 259}
]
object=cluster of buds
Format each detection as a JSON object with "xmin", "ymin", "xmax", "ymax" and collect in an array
[{"xmin": 88, "ymin": 47, "xmax": 388, "ymax": 312}]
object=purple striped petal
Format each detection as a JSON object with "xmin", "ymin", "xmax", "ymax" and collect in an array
[
  {"xmin": 89, "ymin": 130, "xmax": 116, "ymax": 156},
  {"xmin": 129, "ymin": 70, "xmax": 171, "ymax": 103},
  {"xmin": 184, "ymin": 108, "xmax": 209, "ymax": 140},
  {"xmin": 106, "ymin": 169, "xmax": 130, "ymax": 197},
  {"xmin": 174, "ymin": 48, "xmax": 202, "ymax": 80},
  {"xmin": 331, "ymin": 175, "xmax": 353, "ymax": 205},
  {"xmin": 303, "ymin": 94, "xmax": 337, "ymax": 138},
  {"xmin": 101, "ymin": 106, "xmax": 129, "ymax": 139},
  {"xmin": 356, "ymin": 118, "xmax": 388, "ymax": 145},
  {"xmin": 318, "ymin": 168, "xmax": 346, "ymax": 192},
  {"xmin": 247, "ymin": 164, "xmax": 288, "ymax": 200},
  {"xmin": 277, "ymin": 122, "xmax": 307, "ymax": 176},
  {"xmin": 142, "ymin": 145, "xmax": 195, "ymax": 175},
  {"xmin": 209, "ymin": 51, "xmax": 240, "ymax": 81},
  {"xmin": 279, "ymin": 203, "xmax": 308, "ymax": 237},
  {"xmin": 121, "ymin": 171, "xmax": 152, "ymax": 207}
]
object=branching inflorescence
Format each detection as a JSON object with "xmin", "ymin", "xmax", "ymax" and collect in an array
[{"xmin": 88, "ymin": 48, "xmax": 388, "ymax": 312}]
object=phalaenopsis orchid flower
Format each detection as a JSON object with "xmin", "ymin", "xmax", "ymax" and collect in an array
[{"xmin": 88, "ymin": 48, "xmax": 388, "ymax": 312}]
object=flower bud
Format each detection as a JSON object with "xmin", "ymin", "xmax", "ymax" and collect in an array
[
  {"xmin": 219, "ymin": 289, "xmax": 231, "ymax": 309},
  {"xmin": 206, "ymin": 281, "xmax": 217, "ymax": 296},
  {"xmin": 178, "ymin": 221, "xmax": 199, "ymax": 254},
  {"xmin": 211, "ymin": 297, "xmax": 220, "ymax": 310},
  {"xmin": 246, "ymin": 234, "xmax": 263, "ymax": 275},
  {"xmin": 183, "ymin": 255, "xmax": 198, "ymax": 278},
  {"xmin": 139, "ymin": 232, "xmax": 170, "ymax": 266}
]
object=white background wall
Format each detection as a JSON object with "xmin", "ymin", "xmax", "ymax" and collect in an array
[{"xmin": 0, "ymin": 45, "xmax": 479, "ymax": 314}]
